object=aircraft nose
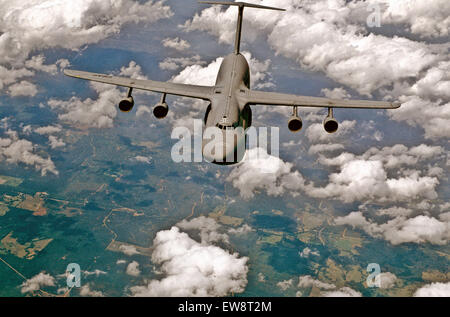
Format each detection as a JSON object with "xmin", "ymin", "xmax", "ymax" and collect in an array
[
  {"xmin": 202, "ymin": 136, "xmax": 235, "ymax": 163},
  {"xmin": 202, "ymin": 128, "xmax": 245, "ymax": 164}
]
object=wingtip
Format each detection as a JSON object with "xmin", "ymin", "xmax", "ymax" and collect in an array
[{"xmin": 392, "ymin": 102, "xmax": 402, "ymax": 109}]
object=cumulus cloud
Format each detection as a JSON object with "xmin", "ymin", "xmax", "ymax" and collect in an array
[
  {"xmin": 83, "ymin": 269, "xmax": 107, "ymax": 277},
  {"xmin": 162, "ymin": 37, "xmax": 191, "ymax": 51},
  {"xmin": 228, "ymin": 224, "xmax": 254, "ymax": 235},
  {"xmin": 227, "ymin": 147, "xmax": 305, "ymax": 199},
  {"xmin": 228, "ymin": 143, "xmax": 442, "ymax": 204},
  {"xmin": 308, "ymin": 143, "xmax": 345, "ymax": 155},
  {"xmin": 0, "ymin": 129, "xmax": 58, "ymax": 176},
  {"xmin": 0, "ymin": 0, "xmax": 172, "ymax": 97},
  {"xmin": 134, "ymin": 156, "xmax": 152, "ymax": 164},
  {"xmin": 35, "ymin": 125, "xmax": 62, "ymax": 135},
  {"xmin": 321, "ymin": 87, "xmax": 351, "ymax": 99},
  {"xmin": 48, "ymin": 135, "xmax": 66, "ymax": 149},
  {"xmin": 322, "ymin": 287, "xmax": 362, "ymax": 297},
  {"xmin": 335, "ymin": 212, "xmax": 450, "ymax": 245},
  {"xmin": 21, "ymin": 272, "xmax": 55, "ymax": 293},
  {"xmin": 299, "ymin": 247, "xmax": 320, "ymax": 258},
  {"xmin": 309, "ymin": 144, "xmax": 443, "ymax": 203},
  {"xmin": 0, "ymin": 0, "xmax": 172, "ymax": 64},
  {"xmin": 297, "ymin": 275, "xmax": 362, "ymax": 297},
  {"xmin": 298, "ymin": 275, "xmax": 336, "ymax": 290},
  {"xmin": 79, "ymin": 283, "xmax": 104, "ymax": 297},
  {"xmin": 414, "ymin": 282, "xmax": 450, "ymax": 297},
  {"xmin": 126, "ymin": 261, "xmax": 141, "ymax": 277},
  {"xmin": 7, "ymin": 81, "xmax": 38, "ymax": 97},
  {"xmin": 130, "ymin": 226, "xmax": 249, "ymax": 297},
  {"xmin": 159, "ymin": 55, "xmax": 206, "ymax": 71},
  {"xmin": 277, "ymin": 279, "xmax": 293, "ymax": 291},
  {"xmin": 119, "ymin": 244, "xmax": 139, "ymax": 256},
  {"xmin": 377, "ymin": 272, "xmax": 398, "ymax": 289},
  {"xmin": 176, "ymin": 216, "xmax": 229, "ymax": 244}
]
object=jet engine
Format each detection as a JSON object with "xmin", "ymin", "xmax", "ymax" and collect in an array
[
  {"xmin": 119, "ymin": 96, "xmax": 134, "ymax": 112},
  {"xmin": 323, "ymin": 108, "xmax": 339, "ymax": 133},
  {"xmin": 119, "ymin": 88, "xmax": 134, "ymax": 112},
  {"xmin": 288, "ymin": 106, "xmax": 302, "ymax": 132},
  {"xmin": 153, "ymin": 93, "xmax": 169, "ymax": 119},
  {"xmin": 153, "ymin": 102, "xmax": 169, "ymax": 119}
]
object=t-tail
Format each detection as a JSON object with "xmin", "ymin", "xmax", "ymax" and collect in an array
[{"xmin": 198, "ymin": 1, "xmax": 285, "ymax": 54}]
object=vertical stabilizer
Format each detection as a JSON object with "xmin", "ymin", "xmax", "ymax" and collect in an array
[{"xmin": 198, "ymin": 1, "xmax": 285, "ymax": 54}]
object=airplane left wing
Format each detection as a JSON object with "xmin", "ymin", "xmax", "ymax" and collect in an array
[
  {"xmin": 64, "ymin": 69, "xmax": 215, "ymax": 101},
  {"xmin": 239, "ymin": 89, "xmax": 400, "ymax": 109}
]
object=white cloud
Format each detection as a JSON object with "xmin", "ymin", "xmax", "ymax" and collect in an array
[
  {"xmin": 0, "ymin": 129, "xmax": 58, "ymax": 176},
  {"xmin": 298, "ymin": 275, "xmax": 336, "ymax": 290},
  {"xmin": 227, "ymin": 147, "xmax": 305, "ymax": 199},
  {"xmin": 119, "ymin": 61, "xmax": 148, "ymax": 80},
  {"xmin": 130, "ymin": 226, "xmax": 248, "ymax": 297},
  {"xmin": 172, "ymin": 57, "xmax": 223, "ymax": 86},
  {"xmin": 83, "ymin": 269, "xmax": 107, "ymax": 277},
  {"xmin": 79, "ymin": 283, "xmax": 104, "ymax": 297},
  {"xmin": 48, "ymin": 135, "xmax": 66, "ymax": 149},
  {"xmin": 162, "ymin": 37, "xmax": 191, "ymax": 51},
  {"xmin": 321, "ymin": 87, "xmax": 350, "ymax": 99},
  {"xmin": 378, "ymin": 272, "xmax": 397, "ymax": 289},
  {"xmin": 306, "ymin": 159, "xmax": 439, "ymax": 203},
  {"xmin": 126, "ymin": 261, "xmax": 141, "ymax": 277},
  {"xmin": 159, "ymin": 55, "xmax": 205, "ymax": 71},
  {"xmin": 21, "ymin": 272, "xmax": 55, "ymax": 293},
  {"xmin": 308, "ymin": 143, "xmax": 345, "ymax": 155},
  {"xmin": 228, "ymin": 224, "xmax": 254, "ymax": 235},
  {"xmin": 0, "ymin": 0, "xmax": 173, "ymax": 65},
  {"xmin": 299, "ymin": 247, "xmax": 320, "ymax": 258},
  {"xmin": 35, "ymin": 125, "xmax": 62, "ymax": 135},
  {"xmin": 119, "ymin": 244, "xmax": 139, "ymax": 256},
  {"xmin": 0, "ymin": 1, "xmax": 172, "ymax": 97},
  {"xmin": 7, "ymin": 80, "xmax": 38, "ymax": 97},
  {"xmin": 277, "ymin": 279, "xmax": 293, "ymax": 291},
  {"xmin": 370, "ymin": 0, "xmax": 450, "ymax": 38},
  {"xmin": 414, "ymin": 282, "xmax": 450, "ymax": 297},
  {"xmin": 335, "ymin": 212, "xmax": 450, "ymax": 245},
  {"xmin": 134, "ymin": 156, "xmax": 152, "ymax": 164},
  {"xmin": 25, "ymin": 55, "xmax": 58, "ymax": 75},
  {"xmin": 176, "ymin": 216, "xmax": 229, "ymax": 244},
  {"xmin": 322, "ymin": 287, "xmax": 362, "ymax": 297}
]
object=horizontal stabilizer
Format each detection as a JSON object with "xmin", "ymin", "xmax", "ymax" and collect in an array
[{"xmin": 198, "ymin": 1, "xmax": 285, "ymax": 11}]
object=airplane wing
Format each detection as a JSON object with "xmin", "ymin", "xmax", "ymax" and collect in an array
[
  {"xmin": 240, "ymin": 89, "xmax": 400, "ymax": 109},
  {"xmin": 64, "ymin": 69, "xmax": 214, "ymax": 101}
]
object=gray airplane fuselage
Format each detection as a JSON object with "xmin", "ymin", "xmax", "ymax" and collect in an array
[{"xmin": 201, "ymin": 53, "xmax": 252, "ymax": 165}]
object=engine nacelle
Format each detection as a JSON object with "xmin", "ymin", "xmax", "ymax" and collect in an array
[
  {"xmin": 323, "ymin": 116, "xmax": 339, "ymax": 133},
  {"xmin": 153, "ymin": 102, "xmax": 169, "ymax": 119},
  {"xmin": 119, "ymin": 96, "xmax": 134, "ymax": 112},
  {"xmin": 288, "ymin": 116, "xmax": 303, "ymax": 133}
]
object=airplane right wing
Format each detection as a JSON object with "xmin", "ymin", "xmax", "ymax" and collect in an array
[
  {"xmin": 64, "ymin": 69, "xmax": 215, "ymax": 101},
  {"xmin": 239, "ymin": 89, "xmax": 400, "ymax": 109}
]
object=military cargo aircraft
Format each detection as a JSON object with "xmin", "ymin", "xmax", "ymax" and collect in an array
[{"xmin": 65, "ymin": 1, "xmax": 400, "ymax": 165}]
